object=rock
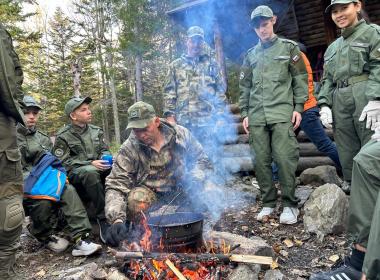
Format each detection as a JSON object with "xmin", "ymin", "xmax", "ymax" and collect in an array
[
  {"xmin": 227, "ymin": 264, "xmax": 260, "ymax": 280},
  {"xmin": 107, "ymin": 268, "xmax": 129, "ymax": 280},
  {"xmin": 300, "ymin": 166, "xmax": 341, "ymax": 187},
  {"xmin": 91, "ymin": 268, "xmax": 108, "ymax": 279},
  {"xmin": 207, "ymin": 231, "xmax": 274, "ymax": 257},
  {"xmin": 295, "ymin": 185, "xmax": 314, "ymax": 207},
  {"xmin": 303, "ymin": 184, "xmax": 349, "ymax": 239},
  {"xmin": 57, "ymin": 262, "xmax": 98, "ymax": 280},
  {"xmin": 264, "ymin": 270, "xmax": 284, "ymax": 280}
]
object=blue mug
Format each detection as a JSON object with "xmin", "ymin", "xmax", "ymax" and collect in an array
[{"xmin": 101, "ymin": 154, "xmax": 113, "ymax": 167}]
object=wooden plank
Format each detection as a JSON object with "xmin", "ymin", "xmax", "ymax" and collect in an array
[
  {"xmin": 229, "ymin": 254, "xmax": 273, "ymax": 265},
  {"xmin": 165, "ymin": 259, "xmax": 187, "ymax": 280}
]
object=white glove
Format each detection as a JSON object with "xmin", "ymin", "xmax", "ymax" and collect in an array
[
  {"xmin": 359, "ymin": 100, "xmax": 380, "ymax": 130},
  {"xmin": 371, "ymin": 122, "xmax": 380, "ymax": 142},
  {"xmin": 319, "ymin": 106, "xmax": 333, "ymax": 129}
]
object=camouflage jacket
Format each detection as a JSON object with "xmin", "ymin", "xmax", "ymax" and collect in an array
[
  {"xmin": 105, "ymin": 119, "xmax": 212, "ymax": 223},
  {"xmin": 17, "ymin": 125, "xmax": 52, "ymax": 178},
  {"xmin": 52, "ymin": 123, "xmax": 111, "ymax": 174},
  {"xmin": 318, "ymin": 20, "xmax": 380, "ymax": 108},
  {"xmin": 0, "ymin": 23, "xmax": 25, "ymax": 124},
  {"xmin": 163, "ymin": 50, "xmax": 227, "ymax": 126},
  {"xmin": 239, "ymin": 35, "xmax": 308, "ymax": 125}
]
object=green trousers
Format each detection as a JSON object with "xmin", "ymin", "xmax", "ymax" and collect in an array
[
  {"xmin": 69, "ymin": 165, "xmax": 109, "ymax": 221},
  {"xmin": 250, "ymin": 122, "xmax": 299, "ymax": 207},
  {"xmin": 348, "ymin": 139, "xmax": 380, "ymax": 279},
  {"xmin": 24, "ymin": 184, "xmax": 92, "ymax": 242},
  {"xmin": 332, "ymin": 85, "xmax": 373, "ymax": 182},
  {"xmin": 0, "ymin": 112, "xmax": 24, "ymax": 279}
]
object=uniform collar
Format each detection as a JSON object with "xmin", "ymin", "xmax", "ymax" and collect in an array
[
  {"xmin": 71, "ymin": 123, "xmax": 88, "ymax": 134},
  {"xmin": 259, "ymin": 35, "xmax": 278, "ymax": 49},
  {"xmin": 17, "ymin": 124, "xmax": 36, "ymax": 135},
  {"xmin": 341, "ymin": 19, "xmax": 366, "ymax": 39}
]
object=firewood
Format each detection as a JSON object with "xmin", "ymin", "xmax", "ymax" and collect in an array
[{"xmin": 165, "ymin": 259, "xmax": 187, "ymax": 280}]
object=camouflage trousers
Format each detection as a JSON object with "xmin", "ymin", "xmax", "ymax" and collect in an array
[{"xmin": 0, "ymin": 112, "xmax": 24, "ymax": 279}]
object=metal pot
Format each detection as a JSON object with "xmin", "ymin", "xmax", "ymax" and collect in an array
[{"xmin": 147, "ymin": 212, "xmax": 204, "ymax": 252}]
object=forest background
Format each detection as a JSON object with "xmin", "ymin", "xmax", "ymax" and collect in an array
[{"xmin": 1, "ymin": 0, "xmax": 240, "ymax": 150}]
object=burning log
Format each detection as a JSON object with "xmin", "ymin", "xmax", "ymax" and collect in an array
[
  {"xmin": 112, "ymin": 250, "xmax": 273, "ymax": 265},
  {"xmin": 165, "ymin": 259, "xmax": 187, "ymax": 280}
]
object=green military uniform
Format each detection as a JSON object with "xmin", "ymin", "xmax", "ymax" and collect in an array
[
  {"xmin": 239, "ymin": 35, "xmax": 308, "ymax": 208},
  {"xmin": 318, "ymin": 19, "xmax": 380, "ymax": 182},
  {"xmin": 163, "ymin": 28, "xmax": 227, "ymax": 155},
  {"xmin": 347, "ymin": 139, "xmax": 380, "ymax": 279},
  {"xmin": 105, "ymin": 102, "xmax": 212, "ymax": 224},
  {"xmin": 53, "ymin": 118, "xmax": 111, "ymax": 222},
  {"xmin": 0, "ymin": 23, "xmax": 25, "ymax": 279},
  {"xmin": 17, "ymin": 122, "xmax": 92, "ymax": 243}
]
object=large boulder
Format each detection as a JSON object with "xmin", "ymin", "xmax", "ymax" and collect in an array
[
  {"xmin": 300, "ymin": 166, "xmax": 341, "ymax": 187},
  {"xmin": 303, "ymin": 184, "xmax": 349, "ymax": 239}
]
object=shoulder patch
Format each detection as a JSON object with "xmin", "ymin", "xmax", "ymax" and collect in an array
[
  {"xmin": 292, "ymin": 54, "xmax": 300, "ymax": 63},
  {"xmin": 54, "ymin": 148, "xmax": 64, "ymax": 157}
]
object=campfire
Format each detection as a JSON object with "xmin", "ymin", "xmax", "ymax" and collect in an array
[{"xmin": 110, "ymin": 212, "xmax": 273, "ymax": 280}]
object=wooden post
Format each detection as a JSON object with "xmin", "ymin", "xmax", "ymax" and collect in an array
[{"xmin": 213, "ymin": 20, "xmax": 227, "ymax": 88}]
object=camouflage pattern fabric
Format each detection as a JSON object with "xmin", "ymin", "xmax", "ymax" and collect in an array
[{"xmin": 105, "ymin": 120, "xmax": 212, "ymax": 224}]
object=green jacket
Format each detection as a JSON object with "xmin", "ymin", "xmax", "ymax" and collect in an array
[
  {"xmin": 52, "ymin": 124, "xmax": 111, "ymax": 174},
  {"xmin": 105, "ymin": 119, "xmax": 212, "ymax": 223},
  {"xmin": 239, "ymin": 35, "xmax": 308, "ymax": 125},
  {"xmin": 318, "ymin": 20, "xmax": 380, "ymax": 107},
  {"xmin": 163, "ymin": 49, "xmax": 226, "ymax": 126},
  {"xmin": 0, "ymin": 23, "xmax": 24, "ymax": 124},
  {"xmin": 17, "ymin": 125, "xmax": 52, "ymax": 178}
]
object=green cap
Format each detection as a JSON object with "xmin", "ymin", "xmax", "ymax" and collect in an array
[
  {"xmin": 64, "ymin": 96, "xmax": 92, "ymax": 117},
  {"xmin": 187, "ymin": 26, "xmax": 204, "ymax": 39},
  {"xmin": 127, "ymin": 101, "xmax": 156, "ymax": 130},
  {"xmin": 23, "ymin": 95, "xmax": 42, "ymax": 110},
  {"xmin": 325, "ymin": 0, "xmax": 359, "ymax": 13},
  {"xmin": 251, "ymin": 5, "xmax": 274, "ymax": 21}
]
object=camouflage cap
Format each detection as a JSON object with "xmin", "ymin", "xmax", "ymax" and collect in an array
[
  {"xmin": 187, "ymin": 26, "xmax": 204, "ymax": 39},
  {"xmin": 250, "ymin": 5, "xmax": 274, "ymax": 21},
  {"xmin": 64, "ymin": 96, "xmax": 92, "ymax": 117},
  {"xmin": 325, "ymin": 0, "xmax": 359, "ymax": 13},
  {"xmin": 23, "ymin": 95, "xmax": 42, "ymax": 110},
  {"xmin": 127, "ymin": 101, "xmax": 156, "ymax": 130}
]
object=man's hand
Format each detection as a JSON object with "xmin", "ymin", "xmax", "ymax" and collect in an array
[
  {"xmin": 359, "ymin": 100, "xmax": 380, "ymax": 130},
  {"xmin": 242, "ymin": 117, "xmax": 249, "ymax": 134},
  {"xmin": 292, "ymin": 111, "xmax": 302, "ymax": 130},
  {"xmin": 106, "ymin": 221, "xmax": 129, "ymax": 247},
  {"xmin": 319, "ymin": 106, "xmax": 333, "ymax": 129},
  {"xmin": 166, "ymin": 115, "xmax": 176, "ymax": 124},
  {"xmin": 92, "ymin": 160, "xmax": 111, "ymax": 170},
  {"xmin": 371, "ymin": 123, "xmax": 380, "ymax": 142}
]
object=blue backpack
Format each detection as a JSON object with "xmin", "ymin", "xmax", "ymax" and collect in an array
[{"xmin": 24, "ymin": 153, "xmax": 67, "ymax": 202}]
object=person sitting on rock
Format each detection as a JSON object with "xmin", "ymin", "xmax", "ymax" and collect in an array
[{"xmin": 18, "ymin": 96, "xmax": 101, "ymax": 256}]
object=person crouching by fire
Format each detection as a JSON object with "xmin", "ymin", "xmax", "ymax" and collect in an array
[{"xmin": 104, "ymin": 101, "xmax": 214, "ymax": 247}]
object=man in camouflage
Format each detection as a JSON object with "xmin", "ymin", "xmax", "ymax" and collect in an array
[
  {"xmin": 163, "ymin": 26, "xmax": 227, "ymax": 159},
  {"xmin": 104, "ymin": 101, "xmax": 213, "ymax": 247},
  {"xmin": 52, "ymin": 96, "xmax": 112, "ymax": 243},
  {"xmin": 239, "ymin": 6, "xmax": 308, "ymax": 224},
  {"xmin": 0, "ymin": 23, "xmax": 25, "ymax": 279},
  {"xmin": 18, "ymin": 96, "xmax": 101, "ymax": 256}
]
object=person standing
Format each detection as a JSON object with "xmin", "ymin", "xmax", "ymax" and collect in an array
[
  {"xmin": 0, "ymin": 23, "xmax": 25, "ymax": 279},
  {"xmin": 52, "ymin": 96, "xmax": 112, "ymax": 243},
  {"xmin": 239, "ymin": 5, "xmax": 308, "ymax": 224},
  {"xmin": 163, "ymin": 26, "xmax": 228, "ymax": 167},
  {"xmin": 318, "ymin": 0, "xmax": 380, "ymax": 191},
  {"xmin": 18, "ymin": 96, "xmax": 101, "ymax": 256}
]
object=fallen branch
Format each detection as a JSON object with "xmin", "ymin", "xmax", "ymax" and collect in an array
[{"xmin": 111, "ymin": 250, "xmax": 273, "ymax": 265}]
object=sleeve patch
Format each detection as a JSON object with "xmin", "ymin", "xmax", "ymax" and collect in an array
[{"xmin": 292, "ymin": 54, "xmax": 300, "ymax": 63}]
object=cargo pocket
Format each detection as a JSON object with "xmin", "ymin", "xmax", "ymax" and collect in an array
[
  {"xmin": 0, "ymin": 148, "xmax": 22, "ymax": 184},
  {"xmin": 4, "ymin": 198, "xmax": 24, "ymax": 232},
  {"xmin": 349, "ymin": 42, "xmax": 369, "ymax": 75}
]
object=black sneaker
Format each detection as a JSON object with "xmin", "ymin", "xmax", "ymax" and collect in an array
[
  {"xmin": 310, "ymin": 257, "xmax": 362, "ymax": 280},
  {"xmin": 97, "ymin": 219, "xmax": 110, "ymax": 243}
]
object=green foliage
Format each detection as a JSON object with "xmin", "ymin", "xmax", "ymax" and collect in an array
[{"xmin": 226, "ymin": 60, "xmax": 241, "ymax": 104}]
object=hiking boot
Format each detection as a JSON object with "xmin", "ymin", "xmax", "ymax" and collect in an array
[
  {"xmin": 72, "ymin": 237, "xmax": 102, "ymax": 257},
  {"xmin": 46, "ymin": 235, "xmax": 69, "ymax": 253},
  {"xmin": 310, "ymin": 257, "xmax": 362, "ymax": 280},
  {"xmin": 97, "ymin": 219, "xmax": 110, "ymax": 243},
  {"xmin": 257, "ymin": 207, "xmax": 274, "ymax": 221},
  {"xmin": 279, "ymin": 207, "xmax": 299, "ymax": 224}
]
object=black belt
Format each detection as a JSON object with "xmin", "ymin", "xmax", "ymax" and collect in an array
[{"xmin": 336, "ymin": 74, "xmax": 369, "ymax": 89}]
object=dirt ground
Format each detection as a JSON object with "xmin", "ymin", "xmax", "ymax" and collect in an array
[{"xmin": 14, "ymin": 176, "xmax": 350, "ymax": 279}]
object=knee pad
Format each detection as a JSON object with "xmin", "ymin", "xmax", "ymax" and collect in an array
[{"xmin": 0, "ymin": 195, "xmax": 24, "ymax": 241}]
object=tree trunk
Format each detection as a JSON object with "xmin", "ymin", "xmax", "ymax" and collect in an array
[
  {"xmin": 71, "ymin": 57, "xmax": 82, "ymax": 97},
  {"xmin": 213, "ymin": 20, "xmax": 227, "ymax": 87},
  {"xmin": 135, "ymin": 53, "xmax": 143, "ymax": 102}
]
